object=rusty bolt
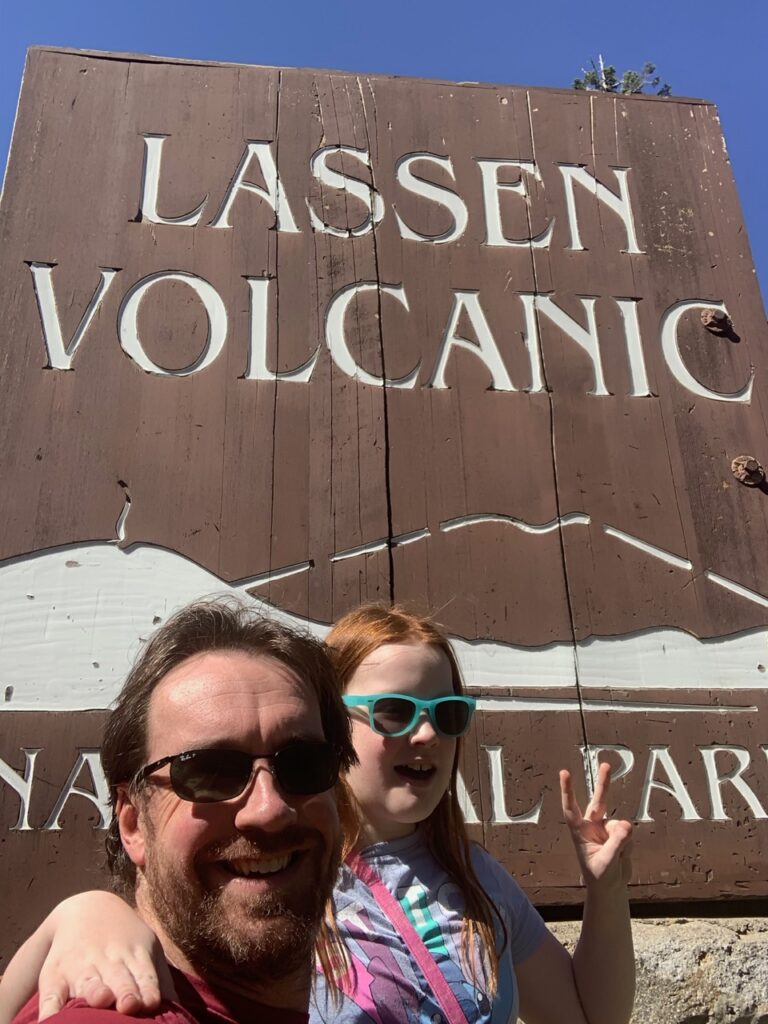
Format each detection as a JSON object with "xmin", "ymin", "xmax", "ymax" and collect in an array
[
  {"xmin": 701, "ymin": 308, "xmax": 732, "ymax": 334},
  {"xmin": 731, "ymin": 455, "xmax": 765, "ymax": 486}
]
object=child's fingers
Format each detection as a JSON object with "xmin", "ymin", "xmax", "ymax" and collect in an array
[
  {"xmin": 559, "ymin": 769, "xmax": 584, "ymax": 826},
  {"xmin": 36, "ymin": 984, "xmax": 70, "ymax": 1022},
  {"xmin": 585, "ymin": 762, "xmax": 612, "ymax": 822}
]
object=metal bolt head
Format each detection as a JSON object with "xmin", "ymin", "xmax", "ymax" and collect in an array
[
  {"xmin": 701, "ymin": 308, "xmax": 732, "ymax": 334},
  {"xmin": 731, "ymin": 455, "xmax": 765, "ymax": 486}
]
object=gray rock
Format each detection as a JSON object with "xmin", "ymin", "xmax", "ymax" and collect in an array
[{"xmin": 547, "ymin": 918, "xmax": 768, "ymax": 1024}]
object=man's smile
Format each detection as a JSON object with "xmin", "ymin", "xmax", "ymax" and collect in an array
[{"xmin": 224, "ymin": 853, "xmax": 294, "ymax": 878}]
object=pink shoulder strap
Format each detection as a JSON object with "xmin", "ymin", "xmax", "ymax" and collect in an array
[{"xmin": 346, "ymin": 851, "xmax": 470, "ymax": 1024}]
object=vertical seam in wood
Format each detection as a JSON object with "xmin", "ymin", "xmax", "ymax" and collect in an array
[
  {"xmin": 358, "ymin": 76, "xmax": 395, "ymax": 603},
  {"xmin": 268, "ymin": 70, "xmax": 283, "ymax": 591},
  {"xmin": 310, "ymin": 78, "xmax": 326, "ymax": 620},
  {"xmin": 527, "ymin": 91, "xmax": 590, "ymax": 779}
]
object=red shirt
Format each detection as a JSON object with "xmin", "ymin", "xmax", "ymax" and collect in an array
[{"xmin": 13, "ymin": 969, "xmax": 309, "ymax": 1024}]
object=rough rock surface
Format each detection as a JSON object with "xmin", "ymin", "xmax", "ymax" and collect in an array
[{"xmin": 548, "ymin": 917, "xmax": 768, "ymax": 1024}]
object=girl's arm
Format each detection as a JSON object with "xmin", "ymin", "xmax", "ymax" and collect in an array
[
  {"xmin": 516, "ymin": 763, "xmax": 635, "ymax": 1024},
  {"xmin": 0, "ymin": 892, "xmax": 174, "ymax": 1024}
]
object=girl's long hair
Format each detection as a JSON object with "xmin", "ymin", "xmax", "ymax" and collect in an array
[{"xmin": 326, "ymin": 604, "xmax": 507, "ymax": 996}]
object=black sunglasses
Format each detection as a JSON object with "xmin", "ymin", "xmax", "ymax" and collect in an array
[{"xmin": 133, "ymin": 739, "xmax": 340, "ymax": 802}]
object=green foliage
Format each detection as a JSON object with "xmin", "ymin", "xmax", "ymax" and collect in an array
[{"xmin": 573, "ymin": 57, "xmax": 671, "ymax": 96}]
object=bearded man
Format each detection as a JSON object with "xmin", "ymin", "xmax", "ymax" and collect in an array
[{"xmin": 10, "ymin": 599, "xmax": 356, "ymax": 1024}]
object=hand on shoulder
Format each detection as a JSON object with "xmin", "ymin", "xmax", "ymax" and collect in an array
[{"xmin": 0, "ymin": 891, "xmax": 174, "ymax": 1024}]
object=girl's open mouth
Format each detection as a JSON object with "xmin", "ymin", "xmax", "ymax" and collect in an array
[{"xmin": 395, "ymin": 763, "xmax": 436, "ymax": 782}]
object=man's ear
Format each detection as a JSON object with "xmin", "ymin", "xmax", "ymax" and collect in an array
[{"xmin": 116, "ymin": 785, "xmax": 147, "ymax": 868}]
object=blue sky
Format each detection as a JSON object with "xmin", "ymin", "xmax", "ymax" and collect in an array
[{"xmin": 2, "ymin": 0, "xmax": 766, "ymax": 305}]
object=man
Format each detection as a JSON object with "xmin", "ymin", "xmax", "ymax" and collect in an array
[{"xmin": 11, "ymin": 598, "xmax": 356, "ymax": 1024}]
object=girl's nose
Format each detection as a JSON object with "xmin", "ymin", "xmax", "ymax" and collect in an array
[{"xmin": 409, "ymin": 712, "xmax": 439, "ymax": 744}]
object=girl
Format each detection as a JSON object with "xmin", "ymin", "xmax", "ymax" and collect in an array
[{"xmin": 0, "ymin": 604, "xmax": 634, "ymax": 1024}]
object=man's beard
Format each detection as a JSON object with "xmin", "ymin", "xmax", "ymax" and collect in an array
[{"xmin": 140, "ymin": 828, "xmax": 340, "ymax": 984}]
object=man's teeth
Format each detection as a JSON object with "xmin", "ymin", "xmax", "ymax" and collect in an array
[
  {"xmin": 404, "ymin": 763, "xmax": 433, "ymax": 772},
  {"xmin": 229, "ymin": 854, "xmax": 291, "ymax": 877}
]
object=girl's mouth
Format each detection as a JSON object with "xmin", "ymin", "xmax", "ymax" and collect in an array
[{"xmin": 395, "ymin": 762, "xmax": 436, "ymax": 782}]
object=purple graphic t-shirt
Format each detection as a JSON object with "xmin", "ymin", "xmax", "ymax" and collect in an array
[{"xmin": 311, "ymin": 832, "xmax": 547, "ymax": 1024}]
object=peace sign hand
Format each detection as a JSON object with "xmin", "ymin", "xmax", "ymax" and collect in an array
[{"xmin": 560, "ymin": 762, "xmax": 633, "ymax": 891}]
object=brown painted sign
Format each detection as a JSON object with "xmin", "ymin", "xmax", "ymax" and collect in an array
[{"xmin": 1, "ymin": 46, "xmax": 768, "ymax": 965}]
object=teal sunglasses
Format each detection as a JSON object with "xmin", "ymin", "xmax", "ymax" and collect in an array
[{"xmin": 342, "ymin": 693, "xmax": 476, "ymax": 738}]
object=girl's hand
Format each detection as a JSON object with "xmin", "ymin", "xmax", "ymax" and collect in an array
[
  {"xmin": 560, "ymin": 762, "xmax": 633, "ymax": 891},
  {"xmin": 0, "ymin": 892, "xmax": 175, "ymax": 1023}
]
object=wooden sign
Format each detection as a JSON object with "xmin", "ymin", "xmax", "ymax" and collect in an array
[{"xmin": 1, "ymin": 46, "xmax": 767, "ymax": 964}]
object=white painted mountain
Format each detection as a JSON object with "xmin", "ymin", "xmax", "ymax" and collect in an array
[{"xmin": 0, "ymin": 541, "xmax": 765, "ymax": 712}]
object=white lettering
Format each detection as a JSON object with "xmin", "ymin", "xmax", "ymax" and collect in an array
[
  {"xmin": 581, "ymin": 745, "xmax": 635, "ymax": 799},
  {"xmin": 484, "ymin": 745, "xmax": 544, "ymax": 824},
  {"xmin": 243, "ymin": 277, "xmax": 319, "ymax": 382},
  {"xmin": 118, "ymin": 271, "xmax": 228, "ymax": 376},
  {"xmin": 477, "ymin": 159, "xmax": 554, "ymax": 248},
  {"xmin": 325, "ymin": 281, "xmax": 418, "ymax": 388},
  {"xmin": 43, "ymin": 750, "xmax": 111, "ymax": 831},
  {"xmin": 699, "ymin": 746, "xmax": 767, "ymax": 820},
  {"xmin": 0, "ymin": 749, "xmax": 41, "ymax": 831},
  {"xmin": 659, "ymin": 299, "xmax": 753, "ymax": 403},
  {"xmin": 394, "ymin": 153, "xmax": 468, "ymax": 244},
  {"xmin": 428, "ymin": 291, "xmax": 515, "ymax": 391},
  {"xmin": 138, "ymin": 134, "xmax": 207, "ymax": 226},
  {"xmin": 559, "ymin": 165, "xmax": 643, "ymax": 254},
  {"xmin": 307, "ymin": 147, "xmax": 384, "ymax": 237},
  {"xmin": 534, "ymin": 294, "xmax": 609, "ymax": 396},
  {"xmin": 636, "ymin": 746, "xmax": 701, "ymax": 822},
  {"xmin": 29, "ymin": 263, "xmax": 119, "ymax": 370},
  {"xmin": 517, "ymin": 293, "xmax": 546, "ymax": 392},
  {"xmin": 615, "ymin": 297, "xmax": 652, "ymax": 397},
  {"xmin": 210, "ymin": 142, "xmax": 299, "ymax": 232},
  {"xmin": 455, "ymin": 770, "xmax": 481, "ymax": 824}
]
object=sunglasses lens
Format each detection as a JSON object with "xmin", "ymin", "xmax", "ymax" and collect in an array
[
  {"xmin": 274, "ymin": 741, "xmax": 340, "ymax": 795},
  {"xmin": 370, "ymin": 696, "xmax": 416, "ymax": 735},
  {"xmin": 171, "ymin": 749, "xmax": 253, "ymax": 802},
  {"xmin": 434, "ymin": 698, "xmax": 473, "ymax": 737},
  {"xmin": 169, "ymin": 743, "xmax": 339, "ymax": 801}
]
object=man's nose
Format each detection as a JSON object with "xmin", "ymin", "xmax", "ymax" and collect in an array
[{"xmin": 233, "ymin": 762, "xmax": 297, "ymax": 830}]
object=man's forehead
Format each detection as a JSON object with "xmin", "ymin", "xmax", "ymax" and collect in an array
[{"xmin": 147, "ymin": 648, "xmax": 323, "ymax": 750}]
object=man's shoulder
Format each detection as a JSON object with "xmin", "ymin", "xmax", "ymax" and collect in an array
[
  {"xmin": 12, "ymin": 996, "xmax": 198, "ymax": 1024},
  {"xmin": 11, "ymin": 974, "xmax": 309, "ymax": 1024}
]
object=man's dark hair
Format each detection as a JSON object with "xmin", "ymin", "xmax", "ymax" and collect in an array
[{"xmin": 102, "ymin": 596, "xmax": 356, "ymax": 896}]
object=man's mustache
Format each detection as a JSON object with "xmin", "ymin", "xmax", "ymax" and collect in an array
[{"xmin": 200, "ymin": 827, "xmax": 329, "ymax": 862}]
